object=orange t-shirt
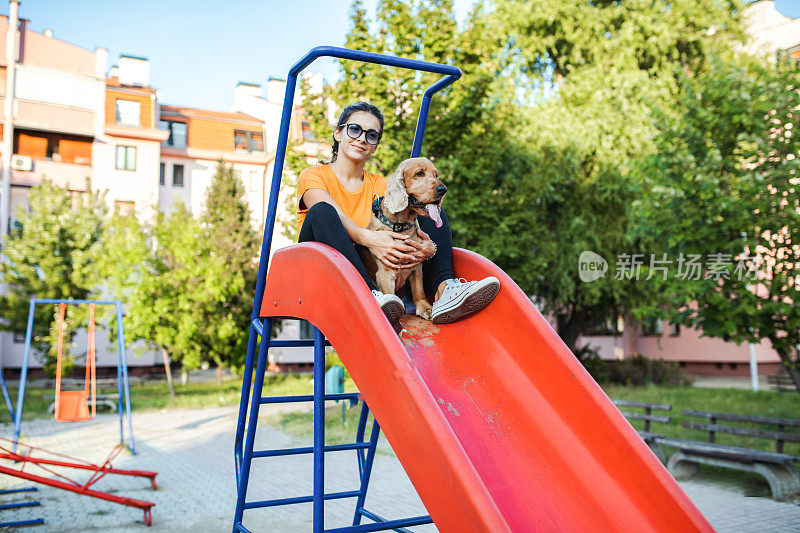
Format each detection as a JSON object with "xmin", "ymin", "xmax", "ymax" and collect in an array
[{"xmin": 296, "ymin": 165, "xmax": 388, "ymax": 234}]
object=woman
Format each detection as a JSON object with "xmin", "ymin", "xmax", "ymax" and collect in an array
[{"xmin": 297, "ymin": 102, "xmax": 499, "ymax": 331}]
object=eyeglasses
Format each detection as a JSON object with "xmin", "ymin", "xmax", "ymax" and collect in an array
[{"xmin": 338, "ymin": 123, "xmax": 382, "ymax": 145}]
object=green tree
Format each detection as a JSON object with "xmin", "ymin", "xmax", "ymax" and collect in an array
[
  {"xmin": 197, "ymin": 161, "xmax": 260, "ymax": 380},
  {"xmin": 0, "ymin": 180, "xmax": 106, "ymax": 375},
  {"xmin": 483, "ymin": 0, "xmax": 747, "ymax": 351},
  {"xmin": 631, "ymin": 54, "xmax": 800, "ymax": 392},
  {"xmin": 125, "ymin": 203, "xmax": 211, "ymax": 373},
  {"xmin": 280, "ymin": 74, "xmax": 334, "ymax": 241}
]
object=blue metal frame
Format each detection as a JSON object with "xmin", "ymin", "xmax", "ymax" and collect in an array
[
  {"xmin": 12, "ymin": 299, "xmax": 136, "ymax": 454},
  {"xmin": 233, "ymin": 46, "xmax": 460, "ymax": 532},
  {"xmin": 0, "ymin": 487, "xmax": 45, "ymax": 527}
]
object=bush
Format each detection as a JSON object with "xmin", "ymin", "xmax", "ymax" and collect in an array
[{"xmin": 578, "ymin": 351, "xmax": 689, "ymax": 386}]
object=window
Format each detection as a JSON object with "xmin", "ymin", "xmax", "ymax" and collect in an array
[
  {"xmin": 233, "ymin": 169, "xmax": 242, "ymax": 182},
  {"xmin": 249, "ymin": 170, "xmax": 259, "ymax": 192},
  {"xmin": 669, "ymin": 323, "xmax": 680, "ymax": 337},
  {"xmin": 159, "ymin": 120, "xmax": 188, "ymax": 148},
  {"xmin": 46, "ymin": 136, "xmax": 59, "ymax": 160},
  {"xmin": 115, "ymin": 145, "xmax": 136, "ymax": 171},
  {"xmin": 302, "ymin": 121, "xmax": 313, "ymax": 141},
  {"xmin": 115, "ymin": 200, "xmax": 135, "ymax": 216},
  {"xmin": 299, "ymin": 320, "xmax": 314, "ymax": 339},
  {"xmin": 583, "ymin": 315, "xmax": 624, "ymax": 336},
  {"xmin": 159, "ymin": 163, "xmax": 165, "ymax": 186},
  {"xmin": 641, "ymin": 318, "xmax": 664, "ymax": 336},
  {"xmin": 234, "ymin": 130, "xmax": 264, "ymax": 152},
  {"xmin": 115, "ymin": 99, "xmax": 141, "ymax": 127},
  {"xmin": 172, "ymin": 164, "xmax": 184, "ymax": 187},
  {"xmin": 13, "ymin": 332, "xmax": 26, "ymax": 343}
]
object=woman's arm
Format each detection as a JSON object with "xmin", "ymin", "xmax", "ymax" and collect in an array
[{"xmin": 301, "ymin": 188, "xmax": 417, "ymax": 269}]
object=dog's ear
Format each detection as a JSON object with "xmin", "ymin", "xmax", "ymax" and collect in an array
[{"xmin": 384, "ymin": 161, "xmax": 409, "ymax": 214}]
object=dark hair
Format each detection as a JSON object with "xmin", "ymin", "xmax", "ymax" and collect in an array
[{"xmin": 330, "ymin": 102, "xmax": 384, "ymax": 163}]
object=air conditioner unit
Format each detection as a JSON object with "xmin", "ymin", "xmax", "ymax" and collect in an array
[{"xmin": 11, "ymin": 155, "xmax": 33, "ymax": 171}]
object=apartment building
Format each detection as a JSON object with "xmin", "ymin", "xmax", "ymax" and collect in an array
[
  {"xmin": 158, "ymin": 104, "xmax": 269, "ymax": 225},
  {"xmin": 0, "ymin": 13, "xmax": 278, "ymax": 372}
]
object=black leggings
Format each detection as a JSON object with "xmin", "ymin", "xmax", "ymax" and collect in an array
[{"xmin": 298, "ymin": 202, "xmax": 455, "ymax": 296}]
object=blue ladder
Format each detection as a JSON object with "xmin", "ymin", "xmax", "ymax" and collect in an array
[
  {"xmin": 0, "ymin": 487, "xmax": 45, "ymax": 528},
  {"xmin": 232, "ymin": 320, "xmax": 433, "ymax": 533},
  {"xmin": 232, "ymin": 45, "xmax": 461, "ymax": 532}
]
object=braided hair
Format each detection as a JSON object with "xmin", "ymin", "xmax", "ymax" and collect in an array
[{"xmin": 330, "ymin": 102, "xmax": 384, "ymax": 163}]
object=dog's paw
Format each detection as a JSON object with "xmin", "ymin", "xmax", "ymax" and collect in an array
[{"xmin": 416, "ymin": 301, "xmax": 433, "ymax": 320}]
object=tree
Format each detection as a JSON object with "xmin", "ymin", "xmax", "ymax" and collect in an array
[
  {"xmin": 125, "ymin": 203, "xmax": 211, "ymax": 374},
  {"xmin": 197, "ymin": 160, "xmax": 260, "ymax": 381},
  {"xmin": 481, "ymin": 0, "xmax": 747, "ymax": 351},
  {"xmin": 0, "ymin": 180, "xmax": 106, "ymax": 375},
  {"xmin": 631, "ymin": 54, "xmax": 800, "ymax": 393},
  {"xmin": 280, "ymin": 74, "xmax": 334, "ymax": 242}
]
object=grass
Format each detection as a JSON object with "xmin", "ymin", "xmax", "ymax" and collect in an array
[
  {"xmin": 603, "ymin": 384, "xmax": 800, "ymax": 457},
  {"xmin": 0, "ymin": 373, "xmax": 359, "ymax": 425}
]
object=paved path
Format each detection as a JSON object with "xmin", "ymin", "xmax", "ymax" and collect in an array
[{"xmin": 0, "ymin": 406, "xmax": 798, "ymax": 532}]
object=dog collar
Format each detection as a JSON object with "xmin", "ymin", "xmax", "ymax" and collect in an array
[{"xmin": 372, "ymin": 196, "xmax": 413, "ymax": 232}]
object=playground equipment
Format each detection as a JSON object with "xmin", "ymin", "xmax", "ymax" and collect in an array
[
  {"xmin": 0, "ymin": 299, "xmax": 156, "ymax": 525},
  {"xmin": 0, "ymin": 487, "xmax": 44, "ymax": 528},
  {"xmin": 0, "ymin": 437, "xmax": 156, "ymax": 525},
  {"xmin": 12, "ymin": 299, "xmax": 135, "ymax": 453},
  {"xmin": 54, "ymin": 302, "xmax": 97, "ymax": 422},
  {"xmin": 233, "ymin": 46, "xmax": 714, "ymax": 532}
]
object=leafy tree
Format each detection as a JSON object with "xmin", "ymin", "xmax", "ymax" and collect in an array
[
  {"xmin": 631, "ymin": 54, "xmax": 800, "ymax": 392},
  {"xmin": 483, "ymin": 0, "xmax": 747, "ymax": 351},
  {"xmin": 197, "ymin": 161, "xmax": 260, "ymax": 380},
  {"xmin": 280, "ymin": 74, "xmax": 334, "ymax": 241},
  {"xmin": 125, "ymin": 203, "xmax": 211, "ymax": 373},
  {"xmin": 0, "ymin": 180, "xmax": 106, "ymax": 375}
]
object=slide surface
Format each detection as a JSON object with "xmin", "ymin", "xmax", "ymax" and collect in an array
[{"xmin": 261, "ymin": 243, "xmax": 713, "ymax": 532}]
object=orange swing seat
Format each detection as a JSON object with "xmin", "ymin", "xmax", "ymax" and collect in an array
[{"xmin": 54, "ymin": 303, "xmax": 97, "ymax": 422}]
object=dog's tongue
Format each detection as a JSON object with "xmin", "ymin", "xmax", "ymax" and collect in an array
[{"xmin": 427, "ymin": 204, "xmax": 443, "ymax": 228}]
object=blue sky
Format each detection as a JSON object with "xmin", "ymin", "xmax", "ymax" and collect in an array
[
  {"xmin": 15, "ymin": 0, "xmax": 800, "ymax": 112},
  {"xmin": 17, "ymin": 0, "xmax": 476, "ymax": 111}
]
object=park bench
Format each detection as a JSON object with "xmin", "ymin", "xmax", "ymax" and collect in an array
[
  {"xmin": 611, "ymin": 399, "xmax": 671, "ymax": 463},
  {"xmin": 767, "ymin": 372, "xmax": 796, "ymax": 392},
  {"xmin": 659, "ymin": 410, "xmax": 800, "ymax": 501}
]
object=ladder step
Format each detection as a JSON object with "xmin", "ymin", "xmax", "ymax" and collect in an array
[
  {"xmin": 253, "ymin": 442, "xmax": 372, "ymax": 458},
  {"xmin": 0, "ymin": 487, "xmax": 37, "ymax": 495},
  {"xmin": 250, "ymin": 320, "xmax": 331, "ymax": 346},
  {"xmin": 245, "ymin": 490, "xmax": 361, "ymax": 510},
  {"xmin": 357, "ymin": 509, "xmax": 428, "ymax": 533},
  {"xmin": 0, "ymin": 501, "xmax": 41, "ymax": 511},
  {"xmin": 261, "ymin": 393, "xmax": 359, "ymax": 404},
  {"xmin": 325, "ymin": 514, "xmax": 434, "ymax": 533}
]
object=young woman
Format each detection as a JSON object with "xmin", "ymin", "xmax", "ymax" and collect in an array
[{"xmin": 296, "ymin": 102, "xmax": 499, "ymax": 331}]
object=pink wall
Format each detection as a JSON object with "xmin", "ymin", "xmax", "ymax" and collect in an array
[{"xmin": 0, "ymin": 17, "xmax": 95, "ymax": 76}]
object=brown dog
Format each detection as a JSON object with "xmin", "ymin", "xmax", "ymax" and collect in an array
[{"xmin": 360, "ymin": 157, "xmax": 446, "ymax": 321}]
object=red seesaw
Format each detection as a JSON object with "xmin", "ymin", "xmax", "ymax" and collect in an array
[{"xmin": 0, "ymin": 437, "xmax": 157, "ymax": 526}]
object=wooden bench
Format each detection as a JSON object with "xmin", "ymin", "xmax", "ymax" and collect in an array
[
  {"xmin": 45, "ymin": 394, "xmax": 119, "ymax": 414},
  {"xmin": 659, "ymin": 410, "xmax": 800, "ymax": 501},
  {"xmin": 767, "ymin": 373, "xmax": 796, "ymax": 392},
  {"xmin": 611, "ymin": 399, "xmax": 671, "ymax": 463}
]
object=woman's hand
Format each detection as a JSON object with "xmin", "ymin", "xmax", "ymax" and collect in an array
[
  {"xmin": 364, "ymin": 230, "xmax": 418, "ymax": 269},
  {"xmin": 398, "ymin": 229, "xmax": 436, "ymax": 269}
]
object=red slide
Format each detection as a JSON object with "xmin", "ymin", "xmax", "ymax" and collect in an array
[{"xmin": 261, "ymin": 243, "xmax": 713, "ymax": 532}]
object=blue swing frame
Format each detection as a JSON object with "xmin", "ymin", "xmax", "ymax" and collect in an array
[
  {"xmin": 12, "ymin": 299, "xmax": 136, "ymax": 454},
  {"xmin": 232, "ymin": 46, "xmax": 461, "ymax": 533}
]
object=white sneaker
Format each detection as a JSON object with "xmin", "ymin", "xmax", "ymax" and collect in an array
[
  {"xmin": 431, "ymin": 277, "xmax": 500, "ymax": 324},
  {"xmin": 372, "ymin": 289, "xmax": 404, "ymax": 331}
]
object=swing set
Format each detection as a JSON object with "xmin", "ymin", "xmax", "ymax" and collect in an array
[{"xmin": 0, "ymin": 299, "xmax": 157, "ymax": 526}]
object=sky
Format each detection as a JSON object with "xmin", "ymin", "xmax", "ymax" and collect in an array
[
  {"xmin": 13, "ymin": 0, "xmax": 800, "ymax": 113},
  {"xmin": 15, "ymin": 0, "xmax": 476, "ymax": 111}
]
